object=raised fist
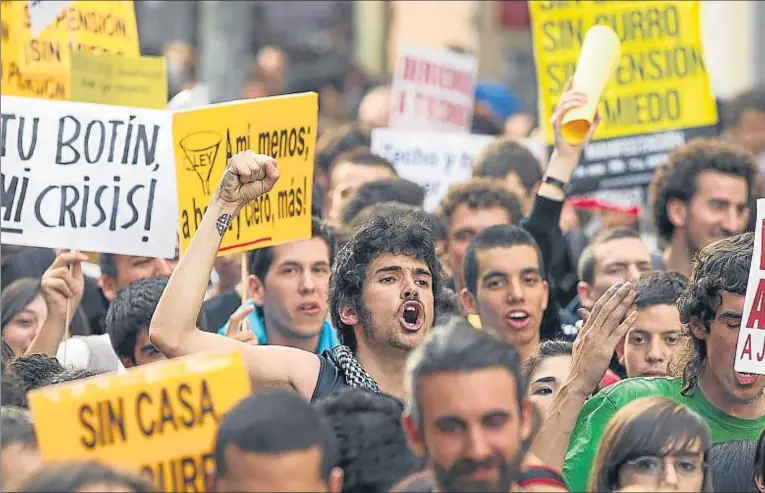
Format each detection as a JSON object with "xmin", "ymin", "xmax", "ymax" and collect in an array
[{"xmin": 214, "ymin": 151, "xmax": 280, "ymax": 208}]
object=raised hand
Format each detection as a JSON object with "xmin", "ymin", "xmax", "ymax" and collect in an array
[
  {"xmin": 569, "ymin": 281, "xmax": 637, "ymax": 394},
  {"xmin": 551, "ymin": 78, "xmax": 602, "ymax": 159},
  {"xmin": 40, "ymin": 250, "xmax": 89, "ymax": 321},
  {"xmin": 214, "ymin": 151, "xmax": 280, "ymax": 209},
  {"xmin": 224, "ymin": 305, "xmax": 259, "ymax": 345}
]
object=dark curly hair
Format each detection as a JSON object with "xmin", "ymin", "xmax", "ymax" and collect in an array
[
  {"xmin": 315, "ymin": 389, "xmax": 426, "ymax": 493},
  {"xmin": 7, "ymin": 354, "xmax": 64, "ymax": 393},
  {"xmin": 648, "ymin": 138, "xmax": 758, "ymax": 244},
  {"xmin": 676, "ymin": 232, "xmax": 753, "ymax": 395},
  {"xmin": 330, "ymin": 211, "xmax": 441, "ymax": 353},
  {"xmin": 437, "ymin": 178, "xmax": 524, "ymax": 228},
  {"xmin": 473, "ymin": 137, "xmax": 543, "ymax": 193},
  {"xmin": 635, "ymin": 271, "xmax": 688, "ymax": 309}
]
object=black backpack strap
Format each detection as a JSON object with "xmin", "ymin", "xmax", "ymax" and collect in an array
[{"xmin": 310, "ymin": 350, "xmax": 345, "ymax": 403}]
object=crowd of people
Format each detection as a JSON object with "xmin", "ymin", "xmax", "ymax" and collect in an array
[{"xmin": 2, "ymin": 33, "xmax": 765, "ymax": 493}]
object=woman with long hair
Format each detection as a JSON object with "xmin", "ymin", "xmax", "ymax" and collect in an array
[
  {"xmin": 590, "ymin": 396, "xmax": 713, "ymax": 492},
  {"xmin": 1, "ymin": 279, "xmax": 46, "ymax": 355}
]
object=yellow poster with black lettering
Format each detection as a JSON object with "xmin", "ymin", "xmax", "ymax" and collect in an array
[
  {"xmin": 70, "ymin": 52, "xmax": 167, "ymax": 109},
  {"xmin": 172, "ymin": 93, "xmax": 318, "ymax": 256},
  {"xmin": 1, "ymin": 0, "xmax": 139, "ymax": 100},
  {"xmin": 530, "ymin": 0, "xmax": 718, "ymax": 195},
  {"xmin": 28, "ymin": 351, "xmax": 252, "ymax": 492}
]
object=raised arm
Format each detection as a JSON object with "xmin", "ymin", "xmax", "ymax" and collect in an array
[
  {"xmin": 149, "ymin": 151, "xmax": 320, "ymax": 399},
  {"xmin": 530, "ymin": 281, "xmax": 636, "ymax": 474},
  {"xmin": 26, "ymin": 250, "xmax": 89, "ymax": 356}
]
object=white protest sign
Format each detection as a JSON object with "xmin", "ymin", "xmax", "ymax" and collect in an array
[
  {"xmin": 735, "ymin": 198, "xmax": 765, "ymax": 375},
  {"xmin": 28, "ymin": 0, "xmax": 73, "ymax": 36},
  {"xmin": 389, "ymin": 45, "xmax": 478, "ymax": 133},
  {"xmin": 371, "ymin": 129, "xmax": 494, "ymax": 211},
  {"xmin": 0, "ymin": 95, "xmax": 177, "ymax": 258}
]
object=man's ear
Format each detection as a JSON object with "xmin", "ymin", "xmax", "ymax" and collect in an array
[
  {"xmin": 328, "ymin": 467, "xmax": 344, "ymax": 493},
  {"xmin": 460, "ymin": 287, "xmax": 477, "ymax": 315},
  {"xmin": 99, "ymin": 274, "xmax": 118, "ymax": 302},
  {"xmin": 754, "ymin": 471, "xmax": 764, "ymax": 492},
  {"xmin": 666, "ymin": 198, "xmax": 688, "ymax": 229},
  {"xmin": 688, "ymin": 316, "xmax": 709, "ymax": 340},
  {"xmin": 577, "ymin": 281, "xmax": 594, "ymax": 311},
  {"xmin": 402, "ymin": 413, "xmax": 426, "ymax": 457},
  {"xmin": 248, "ymin": 274, "xmax": 265, "ymax": 306},
  {"xmin": 339, "ymin": 305, "xmax": 359, "ymax": 327},
  {"xmin": 541, "ymin": 280, "xmax": 549, "ymax": 311},
  {"xmin": 119, "ymin": 356, "xmax": 135, "ymax": 369},
  {"xmin": 519, "ymin": 399, "xmax": 535, "ymax": 443}
]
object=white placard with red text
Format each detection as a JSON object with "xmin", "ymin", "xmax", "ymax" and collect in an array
[
  {"xmin": 735, "ymin": 198, "xmax": 765, "ymax": 375},
  {"xmin": 389, "ymin": 45, "xmax": 478, "ymax": 133}
]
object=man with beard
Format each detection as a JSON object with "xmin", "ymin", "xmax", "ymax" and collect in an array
[
  {"xmin": 563, "ymin": 233, "xmax": 765, "ymax": 492},
  {"xmin": 400, "ymin": 317, "xmax": 567, "ymax": 493},
  {"xmin": 150, "ymin": 150, "xmax": 439, "ymax": 401},
  {"xmin": 649, "ymin": 138, "xmax": 758, "ymax": 278}
]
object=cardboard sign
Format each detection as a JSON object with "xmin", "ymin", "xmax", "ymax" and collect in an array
[
  {"xmin": 0, "ymin": 95, "xmax": 178, "ymax": 258},
  {"xmin": 735, "ymin": 199, "xmax": 765, "ymax": 375},
  {"xmin": 28, "ymin": 350, "xmax": 252, "ymax": 492},
  {"xmin": 1, "ymin": 0, "xmax": 139, "ymax": 100},
  {"xmin": 70, "ymin": 52, "xmax": 168, "ymax": 109},
  {"xmin": 173, "ymin": 93, "xmax": 318, "ymax": 256},
  {"xmin": 530, "ymin": 1, "xmax": 718, "ymax": 194},
  {"xmin": 28, "ymin": 0, "xmax": 73, "ymax": 36},
  {"xmin": 389, "ymin": 45, "xmax": 478, "ymax": 133},
  {"xmin": 371, "ymin": 129, "xmax": 495, "ymax": 211}
]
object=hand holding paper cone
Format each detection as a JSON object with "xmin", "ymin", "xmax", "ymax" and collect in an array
[{"xmin": 561, "ymin": 25, "xmax": 621, "ymax": 145}]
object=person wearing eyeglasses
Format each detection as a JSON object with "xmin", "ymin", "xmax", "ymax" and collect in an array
[{"xmin": 588, "ymin": 396, "xmax": 713, "ymax": 493}]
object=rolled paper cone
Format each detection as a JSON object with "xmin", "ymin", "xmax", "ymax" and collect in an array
[{"xmin": 561, "ymin": 25, "xmax": 622, "ymax": 145}]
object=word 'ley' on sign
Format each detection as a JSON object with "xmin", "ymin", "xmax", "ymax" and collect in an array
[
  {"xmin": 389, "ymin": 44, "xmax": 478, "ymax": 133},
  {"xmin": 529, "ymin": 0, "xmax": 719, "ymax": 195},
  {"xmin": 735, "ymin": 199, "xmax": 765, "ymax": 375},
  {"xmin": 0, "ymin": 95, "xmax": 178, "ymax": 258},
  {"xmin": 28, "ymin": 350, "xmax": 252, "ymax": 492},
  {"xmin": 172, "ymin": 93, "xmax": 318, "ymax": 256}
]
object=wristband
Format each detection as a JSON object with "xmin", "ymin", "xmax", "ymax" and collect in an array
[{"xmin": 543, "ymin": 175, "xmax": 569, "ymax": 192}]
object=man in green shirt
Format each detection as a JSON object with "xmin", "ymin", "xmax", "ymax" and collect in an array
[{"xmin": 563, "ymin": 232, "xmax": 765, "ymax": 492}]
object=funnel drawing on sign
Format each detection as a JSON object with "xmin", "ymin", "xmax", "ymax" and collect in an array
[{"xmin": 180, "ymin": 131, "xmax": 222, "ymax": 195}]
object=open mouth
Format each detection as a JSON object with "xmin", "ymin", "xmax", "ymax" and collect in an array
[
  {"xmin": 297, "ymin": 302, "xmax": 321, "ymax": 316},
  {"xmin": 504, "ymin": 310, "xmax": 531, "ymax": 330},
  {"xmin": 400, "ymin": 301, "xmax": 424, "ymax": 332},
  {"xmin": 735, "ymin": 371, "xmax": 758, "ymax": 386}
]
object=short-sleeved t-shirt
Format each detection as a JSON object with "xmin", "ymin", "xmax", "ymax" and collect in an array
[{"xmin": 563, "ymin": 376, "xmax": 765, "ymax": 492}]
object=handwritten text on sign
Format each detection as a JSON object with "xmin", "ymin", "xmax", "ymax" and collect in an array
[
  {"xmin": 371, "ymin": 129, "xmax": 495, "ymax": 211},
  {"xmin": 0, "ymin": 0, "xmax": 139, "ymax": 100},
  {"xmin": 530, "ymin": 0, "xmax": 718, "ymax": 144},
  {"xmin": 173, "ymin": 93, "xmax": 318, "ymax": 256},
  {"xmin": 0, "ymin": 95, "xmax": 177, "ymax": 258},
  {"xmin": 28, "ymin": 351, "xmax": 252, "ymax": 492},
  {"xmin": 389, "ymin": 45, "xmax": 478, "ymax": 133},
  {"xmin": 735, "ymin": 199, "xmax": 765, "ymax": 375}
]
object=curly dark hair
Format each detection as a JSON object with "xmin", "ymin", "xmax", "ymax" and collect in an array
[
  {"xmin": 437, "ymin": 178, "xmax": 524, "ymax": 228},
  {"xmin": 676, "ymin": 232, "xmax": 753, "ymax": 395},
  {"xmin": 648, "ymin": 138, "xmax": 758, "ymax": 244},
  {"xmin": 634, "ymin": 271, "xmax": 688, "ymax": 309},
  {"xmin": 473, "ymin": 137, "xmax": 543, "ymax": 193},
  {"xmin": 7, "ymin": 354, "xmax": 64, "ymax": 393},
  {"xmin": 330, "ymin": 211, "xmax": 441, "ymax": 353},
  {"xmin": 315, "ymin": 389, "xmax": 426, "ymax": 493}
]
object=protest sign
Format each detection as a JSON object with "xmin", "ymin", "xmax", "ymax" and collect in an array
[
  {"xmin": 1, "ymin": 0, "xmax": 139, "ymax": 101},
  {"xmin": 28, "ymin": 350, "xmax": 252, "ymax": 492},
  {"xmin": 28, "ymin": 0, "xmax": 73, "ymax": 36},
  {"xmin": 173, "ymin": 93, "xmax": 318, "ymax": 256},
  {"xmin": 389, "ymin": 45, "xmax": 478, "ymax": 133},
  {"xmin": 70, "ymin": 52, "xmax": 168, "ymax": 109},
  {"xmin": 530, "ymin": 0, "xmax": 718, "ymax": 195},
  {"xmin": 371, "ymin": 129, "xmax": 495, "ymax": 211},
  {"xmin": 0, "ymin": 95, "xmax": 177, "ymax": 258},
  {"xmin": 735, "ymin": 199, "xmax": 765, "ymax": 375}
]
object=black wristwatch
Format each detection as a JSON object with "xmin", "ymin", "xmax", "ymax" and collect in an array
[{"xmin": 543, "ymin": 175, "xmax": 569, "ymax": 193}]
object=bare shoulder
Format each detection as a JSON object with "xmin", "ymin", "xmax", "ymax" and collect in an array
[{"xmin": 240, "ymin": 344, "xmax": 322, "ymax": 400}]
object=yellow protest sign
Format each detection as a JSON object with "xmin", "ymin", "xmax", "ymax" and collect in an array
[
  {"xmin": 0, "ymin": 0, "xmax": 139, "ymax": 100},
  {"xmin": 530, "ymin": 0, "xmax": 718, "ymax": 145},
  {"xmin": 173, "ymin": 94, "xmax": 318, "ymax": 256},
  {"xmin": 28, "ymin": 350, "xmax": 252, "ymax": 492},
  {"xmin": 70, "ymin": 52, "xmax": 167, "ymax": 109}
]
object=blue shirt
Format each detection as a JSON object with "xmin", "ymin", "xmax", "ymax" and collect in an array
[{"xmin": 217, "ymin": 300, "xmax": 340, "ymax": 354}]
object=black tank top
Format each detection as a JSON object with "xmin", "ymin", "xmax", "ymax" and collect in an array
[{"xmin": 310, "ymin": 349, "xmax": 350, "ymax": 402}]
